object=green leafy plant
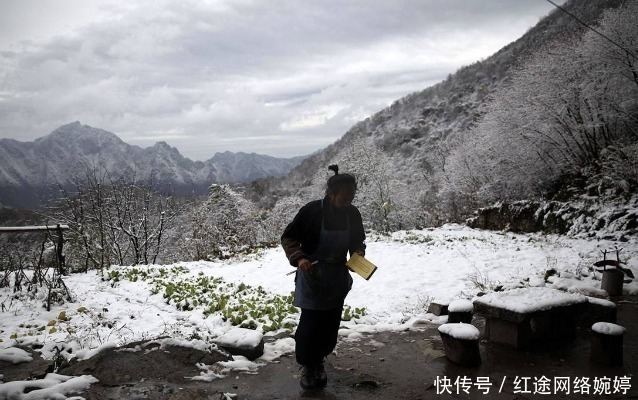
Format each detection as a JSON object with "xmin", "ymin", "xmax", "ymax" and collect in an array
[
  {"xmin": 342, "ymin": 306, "xmax": 367, "ymax": 321},
  {"xmin": 104, "ymin": 265, "xmax": 364, "ymax": 334}
]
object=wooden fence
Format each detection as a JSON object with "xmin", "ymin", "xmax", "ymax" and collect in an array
[
  {"xmin": 0, "ymin": 224, "xmax": 69, "ymax": 274},
  {"xmin": 0, "ymin": 224, "xmax": 71, "ymax": 310}
]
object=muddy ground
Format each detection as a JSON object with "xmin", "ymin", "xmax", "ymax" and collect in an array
[{"xmin": 2, "ymin": 297, "xmax": 637, "ymax": 400}]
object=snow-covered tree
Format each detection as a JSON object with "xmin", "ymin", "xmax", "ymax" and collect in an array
[
  {"xmin": 337, "ymin": 136, "xmax": 415, "ymax": 232},
  {"xmin": 577, "ymin": 1, "xmax": 638, "ymax": 195},
  {"xmin": 187, "ymin": 184, "xmax": 258, "ymax": 260},
  {"xmin": 445, "ymin": 2, "xmax": 638, "ymax": 206},
  {"xmin": 261, "ymin": 194, "xmax": 307, "ymax": 243}
]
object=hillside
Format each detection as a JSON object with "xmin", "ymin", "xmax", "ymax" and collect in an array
[
  {"xmin": 270, "ymin": 0, "xmax": 636, "ymax": 233},
  {"xmin": 0, "ymin": 122, "xmax": 305, "ymax": 209}
]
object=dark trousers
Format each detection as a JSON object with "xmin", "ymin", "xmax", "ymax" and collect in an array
[{"xmin": 295, "ymin": 307, "xmax": 343, "ymax": 366}]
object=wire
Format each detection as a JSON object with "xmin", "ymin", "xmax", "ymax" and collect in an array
[{"xmin": 545, "ymin": 0, "xmax": 637, "ymax": 61}]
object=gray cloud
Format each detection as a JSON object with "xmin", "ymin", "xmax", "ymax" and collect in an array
[{"xmin": 0, "ymin": 0, "xmax": 564, "ymax": 160}]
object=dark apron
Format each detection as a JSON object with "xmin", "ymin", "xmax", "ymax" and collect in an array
[{"xmin": 293, "ymin": 202, "xmax": 353, "ymax": 310}]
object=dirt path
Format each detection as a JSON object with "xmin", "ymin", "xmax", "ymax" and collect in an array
[{"xmin": 3, "ymin": 297, "xmax": 637, "ymax": 399}]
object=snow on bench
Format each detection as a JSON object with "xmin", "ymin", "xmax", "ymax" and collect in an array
[
  {"xmin": 590, "ymin": 322, "xmax": 625, "ymax": 365},
  {"xmin": 580, "ymin": 297, "xmax": 617, "ymax": 327},
  {"xmin": 473, "ymin": 287, "xmax": 588, "ymax": 349},
  {"xmin": 438, "ymin": 323, "xmax": 480, "ymax": 340},
  {"xmin": 592, "ymin": 322, "xmax": 625, "ymax": 336},
  {"xmin": 448, "ymin": 299, "xmax": 474, "ymax": 323},
  {"xmin": 438, "ymin": 323, "xmax": 481, "ymax": 366}
]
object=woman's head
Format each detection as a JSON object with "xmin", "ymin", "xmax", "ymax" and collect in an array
[{"xmin": 326, "ymin": 165, "xmax": 357, "ymax": 208}]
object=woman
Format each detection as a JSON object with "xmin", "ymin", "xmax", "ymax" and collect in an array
[{"xmin": 281, "ymin": 164, "xmax": 366, "ymax": 391}]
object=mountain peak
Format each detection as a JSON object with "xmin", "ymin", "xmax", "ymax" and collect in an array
[
  {"xmin": 50, "ymin": 121, "xmax": 89, "ymax": 136},
  {"xmin": 152, "ymin": 141, "xmax": 176, "ymax": 150},
  {"xmin": 59, "ymin": 121, "xmax": 82, "ymax": 129},
  {"xmin": 0, "ymin": 123, "xmax": 307, "ymax": 209},
  {"xmin": 39, "ymin": 122, "xmax": 125, "ymax": 146},
  {"xmin": 149, "ymin": 141, "xmax": 184, "ymax": 159}
]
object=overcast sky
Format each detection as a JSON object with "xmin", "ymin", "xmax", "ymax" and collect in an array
[{"xmin": 0, "ymin": 0, "xmax": 564, "ymax": 160}]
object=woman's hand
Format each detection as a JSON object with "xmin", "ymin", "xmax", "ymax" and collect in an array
[{"xmin": 297, "ymin": 258, "xmax": 314, "ymax": 271}]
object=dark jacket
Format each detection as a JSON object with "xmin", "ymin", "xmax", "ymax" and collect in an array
[{"xmin": 281, "ymin": 197, "xmax": 366, "ymax": 266}]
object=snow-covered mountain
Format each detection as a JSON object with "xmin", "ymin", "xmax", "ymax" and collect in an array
[
  {"xmin": 292, "ymin": 0, "xmax": 623, "ymax": 176},
  {"xmin": 276, "ymin": 0, "xmax": 633, "ymax": 220},
  {"xmin": 0, "ymin": 122, "xmax": 305, "ymax": 209}
]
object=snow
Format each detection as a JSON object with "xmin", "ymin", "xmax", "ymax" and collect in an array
[
  {"xmin": 448, "ymin": 299, "xmax": 473, "ymax": 313},
  {"xmin": 215, "ymin": 328, "xmax": 263, "ymax": 348},
  {"xmin": 0, "ymin": 225, "xmax": 69, "ymax": 232},
  {"xmin": 75, "ymin": 342, "xmax": 117, "ymax": 361},
  {"xmin": 592, "ymin": 322, "xmax": 625, "ymax": 336},
  {"xmin": 260, "ymin": 337, "xmax": 295, "ymax": 362},
  {"xmin": 0, "ymin": 347, "xmax": 32, "ymax": 364},
  {"xmin": 587, "ymin": 296, "xmax": 616, "ymax": 308},
  {"xmin": 1, "ymin": 224, "xmax": 637, "ymax": 398},
  {"xmin": 473, "ymin": 287, "xmax": 588, "ymax": 314},
  {"xmin": 438, "ymin": 323, "xmax": 480, "ymax": 340},
  {"xmin": 0, "ymin": 373, "xmax": 98, "ymax": 400},
  {"xmin": 218, "ymin": 356, "xmax": 260, "ymax": 374}
]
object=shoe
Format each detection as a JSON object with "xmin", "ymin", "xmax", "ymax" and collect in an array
[
  {"xmin": 315, "ymin": 362, "xmax": 328, "ymax": 388},
  {"xmin": 300, "ymin": 365, "xmax": 318, "ymax": 391}
]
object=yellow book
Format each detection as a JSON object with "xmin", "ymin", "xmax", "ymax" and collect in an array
[{"xmin": 346, "ymin": 253, "xmax": 378, "ymax": 280}]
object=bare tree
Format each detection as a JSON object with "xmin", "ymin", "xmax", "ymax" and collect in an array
[
  {"xmin": 47, "ymin": 164, "xmax": 182, "ymax": 269},
  {"xmin": 49, "ymin": 164, "xmax": 111, "ymax": 271}
]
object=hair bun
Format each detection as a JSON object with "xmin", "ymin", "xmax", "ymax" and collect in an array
[{"xmin": 328, "ymin": 164, "xmax": 339, "ymax": 175}]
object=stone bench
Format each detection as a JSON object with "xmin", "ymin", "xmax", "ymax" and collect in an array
[
  {"xmin": 473, "ymin": 287, "xmax": 588, "ymax": 349},
  {"xmin": 578, "ymin": 297, "xmax": 617, "ymax": 328},
  {"xmin": 438, "ymin": 323, "xmax": 481, "ymax": 367},
  {"xmin": 427, "ymin": 301, "xmax": 449, "ymax": 316},
  {"xmin": 448, "ymin": 299, "xmax": 473, "ymax": 324}
]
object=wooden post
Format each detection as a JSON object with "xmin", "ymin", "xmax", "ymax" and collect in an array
[
  {"xmin": 56, "ymin": 224, "xmax": 67, "ymax": 276},
  {"xmin": 0, "ymin": 225, "xmax": 69, "ymax": 273}
]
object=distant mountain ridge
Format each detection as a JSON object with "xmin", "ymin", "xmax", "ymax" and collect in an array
[{"xmin": 0, "ymin": 122, "xmax": 306, "ymax": 209}]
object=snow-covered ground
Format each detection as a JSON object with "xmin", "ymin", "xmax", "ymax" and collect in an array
[{"xmin": 1, "ymin": 224, "xmax": 637, "ymax": 398}]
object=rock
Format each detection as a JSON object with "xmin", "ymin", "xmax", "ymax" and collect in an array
[
  {"xmin": 214, "ymin": 328, "xmax": 264, "ymax": 361},
  {"xmin": 427, "ymin": 301, "xmax": 449, "ymax": 316},
  {"xmin": 468, "ymin": 201, "xmax": 543, "ymax": 233},
  {"xmin": 58, "ymin": 337, "xmax": 231, "ymax": 385},
  {"xmin": 0, "ymin": 347, "xmax": 53, "ymax": 381}
]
